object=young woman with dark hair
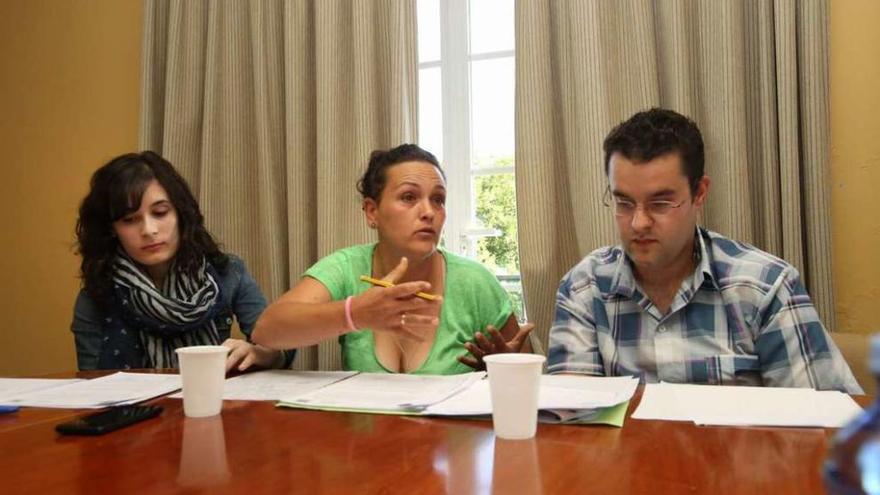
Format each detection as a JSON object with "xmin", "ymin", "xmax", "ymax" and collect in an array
[{"xmin": 72, "ymin": 151, "xmax": 293, "ymax": 371}]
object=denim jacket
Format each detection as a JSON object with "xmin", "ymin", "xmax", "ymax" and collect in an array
[{"xmin": 71, "ymin": 255, "xmax": 294, "ymax": 370}]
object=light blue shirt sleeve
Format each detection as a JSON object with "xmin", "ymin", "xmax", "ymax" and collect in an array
[
  {"xmin": 547, "ymin": 272, "xmax": 605, "ymax": 376},
  {"xmin": 754, "ymin": 266, "xmax": 863, "ymax": 394}
]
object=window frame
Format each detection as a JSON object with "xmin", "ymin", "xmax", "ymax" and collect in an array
[{"xmin": 418, "ymin": 0, "xmax": 515, "ymax": 258}]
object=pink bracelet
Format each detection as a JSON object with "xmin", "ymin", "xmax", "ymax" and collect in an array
[{"xmin": 343, "ymin": 296, "xmax": 357, "ymax": 333}]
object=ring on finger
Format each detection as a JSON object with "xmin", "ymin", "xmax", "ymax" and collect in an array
[{"xmin": 401, "ymin": 313, "xmax": 407, "ymax": 327}]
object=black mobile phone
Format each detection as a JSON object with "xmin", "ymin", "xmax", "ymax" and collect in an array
[{"xmin": 55, "ymin": 405, "xmax": 163, "ymax": 436}]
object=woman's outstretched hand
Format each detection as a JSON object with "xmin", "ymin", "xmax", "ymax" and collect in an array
[{"xmin": 350, "ymin": 257, "xmax": 442, "ymax": 341}]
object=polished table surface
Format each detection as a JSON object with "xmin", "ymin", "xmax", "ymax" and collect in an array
[{"xmin": 2, "ymin": 371, "xmax": 871, "ymax": 494}]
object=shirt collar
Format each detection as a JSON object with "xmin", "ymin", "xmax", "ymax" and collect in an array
[
  {"xmin": 610, "ymin": 227, "xmax": 719, "ymax": 297},
  {"xmin": 694, "ymin": 227, "xmax": 721, "ymax": 291},
  {"xmin": 610, "ymin": 251, "xmax": 636, "ymax": 298}
]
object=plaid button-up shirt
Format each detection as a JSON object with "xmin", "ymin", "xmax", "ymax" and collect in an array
[{"xmin": 547, "ymin": 228, "xmax": 862, "ymax": 393}]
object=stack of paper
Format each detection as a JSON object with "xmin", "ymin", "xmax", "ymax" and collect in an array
[
  {"xmin": 0, "ymin": 372, "xmax": 181, "ymax": 409},
  {"xmin": 217, "ymin": 370, "xmax": 358, "ymax": 401},
  {"xmin": 540, "ymin": 375, "xmax": 639, "ymax": 424},
  {"xmin": 0, "ymin": 378, "xmax": 84, "ymax": 401},
  {"xmin": 278, "ymin": 373, "xmax": 639, "ymax": 426},
  {"xmin": 282, "ymin": 372, "xmax": 485, "ymax": 413},
  {"xmin": 632, "ymin": 382, "xmax": 864, "ymax": 427},
  {"xmin": 168, "ymin": 370, "xmax": 358, "ymax": 401},
  {"xmin": 427, "ymin": 375, "xmax": 636, "ymax": 415}
]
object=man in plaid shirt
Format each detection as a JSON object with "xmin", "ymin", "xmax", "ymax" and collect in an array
[{"xmin": 547, "ymin": 108, "xmax": 861, "ymax": 393}]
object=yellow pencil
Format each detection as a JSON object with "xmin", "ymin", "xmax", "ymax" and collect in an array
[{"xmin": 359, "ymin": 275, "xmax": 440, "ymax": 301}]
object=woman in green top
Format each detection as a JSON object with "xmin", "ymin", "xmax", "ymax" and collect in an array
[{"xmin": 253, "ymin": 144, "xmax": 532, "ymax": 374}]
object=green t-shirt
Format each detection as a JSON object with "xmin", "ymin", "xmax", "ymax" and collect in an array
[{"xmin": 304, "ymin": 243, "xmax": 512, "ymax": 375}]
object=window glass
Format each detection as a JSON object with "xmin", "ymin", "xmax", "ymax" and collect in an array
[
  {"xmin": 469, "ymin": 0, "xmax": 515, "ymax": 55},
  {"xmin": 417, "ymin": 0, "xmax": 441, "ymax": 63},
  {"xmin": 418, "ymin": 67, "xmax": 444, "ymax": 162},
  {"xmin": 470, "ymin": 56, "xmax": 515, "ymax": 167}
]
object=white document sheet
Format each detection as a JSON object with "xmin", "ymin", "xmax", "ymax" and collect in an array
[
  {"xmin": 0, "ymin": 378, "xmax": 84, "ymax": 402},
  {"xmin": 542, "ymin": 375, "xmax": 640, "ymax": 405},
  {"xmin": 632, "ymin": 382, "xmax": 864, "ymax": 427},
  {"xmin": 426, "ymin": 375, "xmax": 639, "ymax": 416},
  {"xmin": 0, "ymin": 372, "xmax": 181, "ymax": 409},
  {"xmin": 281, "ymin": 372, "xmax": 485, "ymax": 412},
  {"xmin": 168, "ymin": 370, "xmax": 358, "ymax": 401}
]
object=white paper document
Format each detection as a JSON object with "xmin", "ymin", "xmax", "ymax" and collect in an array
[
  {"xmin": 426, "ymin": 374, "xmax": 638, "ymax": 416},
  {"xmin": 169, "ymin": 370, "xmax": 358, "ymax": 401},
  {"xmin": 281, "ymin": 372, "xmax": 486, "ymax": 412},
  {"xmin": 632, "ymin": 382, "xmax": 864, "ymax": 427},
  {"xmin": 0, "ymin": 372, "xmax": 181, "ymax": 409},
  {"xmin": 277, "ymin": 372, "xmax": 638, "ymax": 420},
  {"xmin": 0, "ymin": 378, "xmax": 84, "ymax": 402}
]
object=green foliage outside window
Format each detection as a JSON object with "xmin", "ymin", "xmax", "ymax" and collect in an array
[
  {"xmin": 474, "ymin": 157, "xmax": 518, "ymax": 274},
  {"xmin": 473, "ymin": 155, "xmax": 525, "ymax": 320}
]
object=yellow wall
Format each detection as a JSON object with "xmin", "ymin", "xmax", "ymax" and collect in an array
[
  {"xmin": 830, "ymin": 1, "xmax": 880, "ymax": 335},
  {"xmin": 0, "ymin": 0, "xmax": 142, "ymax": 375},
  {"xmin": 0, "ymin": 1, "xmax": 875, "ymax": 376}
]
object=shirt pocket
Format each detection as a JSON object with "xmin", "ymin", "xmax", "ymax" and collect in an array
[
  {"xmin": 706, "ymin": 354, "xmax": 761, "ymax": 385},
  {"xmin": 212, "ymin": 309, "xmax": 234, "ymax": 340}
]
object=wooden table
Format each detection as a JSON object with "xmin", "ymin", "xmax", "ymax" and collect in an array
[{"xmin": 2, "ymin": 373, "xmax": 870, "ymax": 494}]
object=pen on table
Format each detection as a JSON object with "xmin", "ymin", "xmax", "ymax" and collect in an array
[
  {"xmin": 359, "ymin": 275, "xmax": 440, "ymax": 301},
  {"xmin": 0, "ymin": 405, "xmax": 20, "ymax": 414}
]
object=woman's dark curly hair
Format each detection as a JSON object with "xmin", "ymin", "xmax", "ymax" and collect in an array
[
  {"xmin": 356, "ymin": 144, "xmax": 445, "ymax": 201},
  {"xmin": 76, "ymin": 151, "xmax": 228, "ymax": 309}
]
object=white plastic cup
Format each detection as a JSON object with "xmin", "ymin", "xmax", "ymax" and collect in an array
[
  {"xmin": 484, "ymin": 353, "xmax": 546, "ymax": 440},
  {"xmin": 176, "ymin": 346, "xmax": 228, "ymax": 418}
]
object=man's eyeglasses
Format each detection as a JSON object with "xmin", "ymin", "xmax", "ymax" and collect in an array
[{"xmin": 602, "ymin": 187, "xmax": 686, "ymax": 217}]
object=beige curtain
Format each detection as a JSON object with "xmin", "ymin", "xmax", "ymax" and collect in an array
[
  {"xmin": 140, "ymin": 0, "xmax": 417, "ymax": 370},
  {"xmin": 516, "ymin": 0, "xmax": 835, "ymax": 351}
]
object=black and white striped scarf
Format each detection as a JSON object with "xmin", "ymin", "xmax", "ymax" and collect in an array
[{"xmin": 111, "ymin": 253, "xmax": 222, "ymax": 368}]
